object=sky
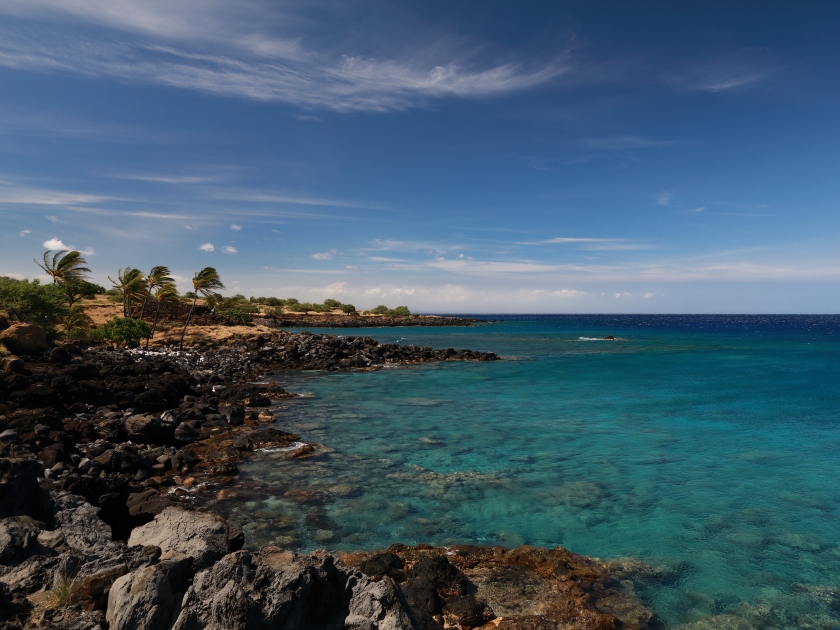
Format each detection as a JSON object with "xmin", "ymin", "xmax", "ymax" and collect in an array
[{"xmin": 1, "ymin": 1, "xmax": 839, "ymax": 313}]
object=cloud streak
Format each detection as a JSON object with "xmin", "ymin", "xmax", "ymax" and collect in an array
[{"xmin": 0, "ymin": 2, "xmax": 570, "ymax": 113}]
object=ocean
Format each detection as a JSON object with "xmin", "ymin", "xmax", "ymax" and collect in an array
[{"xmin": 214, "ymin": 315, "xmax": 840, "ymax": 628}]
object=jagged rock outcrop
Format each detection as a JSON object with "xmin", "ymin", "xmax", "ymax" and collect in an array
[{"xmin": 171, "ymin": 547, "xmax": 413, "ymax": 630}]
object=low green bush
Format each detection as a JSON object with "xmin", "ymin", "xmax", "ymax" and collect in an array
[
  {"xmin": 96, "ymin": 317, "xmax": 152, "ymax": 348},
  {"xmin": 0, "ymin": 277, "xmax": 68, "ymax": 324},
  {"xmin": 368, "ymin": 304, "xmax": 410, "ymax": 317}
]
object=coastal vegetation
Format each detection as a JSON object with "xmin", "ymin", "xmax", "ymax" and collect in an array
[
  {"xmin": 0, "ymin": 248, "xmax": 422, "ymax": 351},
  {"xmin": 180, "ymin": 267, "xmax": 225, "ymax": 348}
]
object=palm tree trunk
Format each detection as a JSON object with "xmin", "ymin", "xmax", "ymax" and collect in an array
[
  {"xmin": 139, "ymin": 287, "xmax": 152, "ymax": 321},
  {"xmin": 146, "ymin": 300, "xmax": 163, "ymax": 349},
  {"xmin": 179, "ymin": 296, "xmax": 198, "ymax": 349}
]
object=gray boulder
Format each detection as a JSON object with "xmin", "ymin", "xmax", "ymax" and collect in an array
[
  {"xmin": 171, "ymin": 547, "xmax": 413, "ymax": 630},
  {"xmin": 0, "ymin": 553, "xmax": 61, "ymax": 594},
  {"xmin": 52, "ymin": 492, "xmax": 114, "ymax": 558},
  {"xmin": 127, "ymin": 508, "xmax": 239, "ymax": 571},
  {"xmin": 106, "ymin": 565, "xmax": 175, "ymax": 630},
  {"xmin": 0, "ymin": 516, "xmax": 43, "ymax": 565}
]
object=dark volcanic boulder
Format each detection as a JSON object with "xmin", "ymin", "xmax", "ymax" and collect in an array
[
  {"xmin": 360, "ymin": 552, "xmax": 405, "ymax": 581},
  {"xmin": 0, "ymin": 457, "xmax": 52, "ymax": 522},
  {"xmin": 405, "ymin": 555, "xmax": 468, "ymax": 598},
  {"xmin": 442, "ymin": 594, "xmax": 495, "ymax": 627},
  {"xmin": 401, "ymin": 576, "xmax": 443, "ymax": 615},
  {"xmin": 125, "ymin": 414, "xmax": 167, "ymax": 444},
  {"xmin": 48, "ymin": 347, "xmax": 72, "ymax": 365}
]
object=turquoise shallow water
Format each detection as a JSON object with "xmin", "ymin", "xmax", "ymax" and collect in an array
[{"xmin": 214, "ymin": 316, "xmax": 840, "ymax": 628}]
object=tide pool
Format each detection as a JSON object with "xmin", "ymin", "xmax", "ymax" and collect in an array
[{"xmin": 214, "ymin": 315, "xmax": 840, "ymax": 628}]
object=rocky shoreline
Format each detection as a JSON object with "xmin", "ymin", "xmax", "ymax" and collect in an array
[
  {"xmin": 0, "ymin": 326, "xmax": 657, "ymax": 629},
  {"xmin": 254, "ymin": 315, "xmax": 494, "ymax": 328}
]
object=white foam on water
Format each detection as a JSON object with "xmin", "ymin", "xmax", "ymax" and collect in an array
[{"xmin": 256, "ymin": 441, "xmax": 308, "ymax": 453}]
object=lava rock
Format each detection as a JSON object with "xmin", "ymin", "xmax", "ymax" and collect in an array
[
  {"xmin": 405, "ymin": 556, "xmax": 468, "ymax": 597},
  {"xmin": 360, "ymin": 552, "xmax": 405, "ymax": 581},
  {"xmin": 442, "ymin": 594, "xmax": 495, "ymax": 627},
  {"xmin": 401, "ymin": 576, "xmax": 443, "ymax": 615}
]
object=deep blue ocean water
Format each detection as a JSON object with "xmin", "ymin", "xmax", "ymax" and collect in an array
[{"xmin": 214, "ymin": 315, "xmax": 840, "ymax": 628}]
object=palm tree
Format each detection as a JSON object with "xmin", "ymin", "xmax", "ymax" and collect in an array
[
  {"xmin": 145, "ymin": 282, "xmax": 180, "ymax": 348},
  {"xmin": 35, "ymin": 250, "xmax": 91, "ymax": 284},
  {"xmin": 139, "ymin": 266, "xmax": 174, "ymax": 321},
  {"xmin": 179, "ymin": 267, "xmax": 224, "ymax": 348},
  {"xmin": 108, "ymin": 267, "xmax": 147, "ymax": 318}
]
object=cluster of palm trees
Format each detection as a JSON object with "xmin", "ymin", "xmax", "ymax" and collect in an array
[
  {"xmin": 109, "ymin": 265, "xmax": 225, "ymax": 348},
  {"xmin": 36, "ymin": 249, "xmax": 225, "ymax": 348}
]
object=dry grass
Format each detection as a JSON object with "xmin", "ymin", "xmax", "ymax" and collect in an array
[
  {"xmin": 78, "ymin": 296, "xmax": 124, "ymax": 325},
  {"xmin": 148, "ymin": 323, "xmax": 277, "ymax": 348}
]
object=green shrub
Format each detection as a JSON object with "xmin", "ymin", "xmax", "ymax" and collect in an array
[
  {"xmin": 97, "ymin": 317, "xmax": 152, "ymax": 348},
  {"xmin": 286, "ymin": 301, "xmax": 322, "ymax": 312},
  {"xmin": 323, "ymin": 298, "xmax": 341, "ymax": 308},
  {"xmin": 250, "ymin": 296, "xmax": 285, "ymax": 307},
  {"xmin": 0, "ymin": 277, "xmax": 68, "ymax": 324},
  {"xmin": 340, "ymin": 303, "xmax": 357, "ymax": 314},
  {"xmin": 63, "ymin": 280, "xmax": 106, "ymax": 305},
  {"xmin": 368, "ymin": 304, "xmax": 410, "ymax": 317},
  {"xmin": 219, "ymin": 309, "xmax": 252, "ymax": 324}
]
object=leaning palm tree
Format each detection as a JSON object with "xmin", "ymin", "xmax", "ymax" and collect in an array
[
  {"xmin": 108, "ymin": 267, "xmax": 147, "ymax": 318},
  {"xmin": 35, "ymin": 250, "xmax": 91, "ymax": 284},
  {"xmin": 139, "ymin": 265, "xmax": 174, "ymax": 321},
  {"xmin": 145, "ymin": 282, "xmax": 180, "ymax": 348},
  {"xmin": 179, "ymin": 267, "xmax": 224, "ymax": 348}
]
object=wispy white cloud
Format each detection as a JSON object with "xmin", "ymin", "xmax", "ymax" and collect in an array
[
  {"xmin": 684, "ymin": 206, "xmax": 705, "ymax": 214},
  {"xmin": 18, "ymin": 229, "xmax": 31, "ymax": 236},
  {"xmin": 221, "ymin": 245, "xmax": 237, "ymax": 254},
  {"xmin": 517, "ymin": 237, "xmax": 650, "ymax": 251},
  {"xmin": 199, "ymin": 242, "xmax": 214, "ymax": 252},
  {"xmin": 230, "ymin": 224, "xmax": 242, "ymax": 231},
  {"xmin": 112, "ymin": 173, "xmax": 213, "ymax": 184},
  {"xmin": 46, "ymin": 214, "xmax": 59, "ymax": 223},
  {"xmin": 657, "ymin": 191, "xmax": 672, "ymax": 206},
  {"xmin": 312, "ymin": 249, "xmax": 337, "ymax": 260},
  {"xmin": 0, "ymin": 180, "xmax": 109, "ymax": 206},
  {"xmin": 665, "ymin": 49, "xmax": 779, "ymax": 93},
  {"xmin": 0, "ymin": 2, "xmax": 569, "ymax": 113}
]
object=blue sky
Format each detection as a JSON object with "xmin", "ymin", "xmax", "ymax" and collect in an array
[{"xmin": 1, "ymin": 1, "xmax": 839, "ymax": 313}]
